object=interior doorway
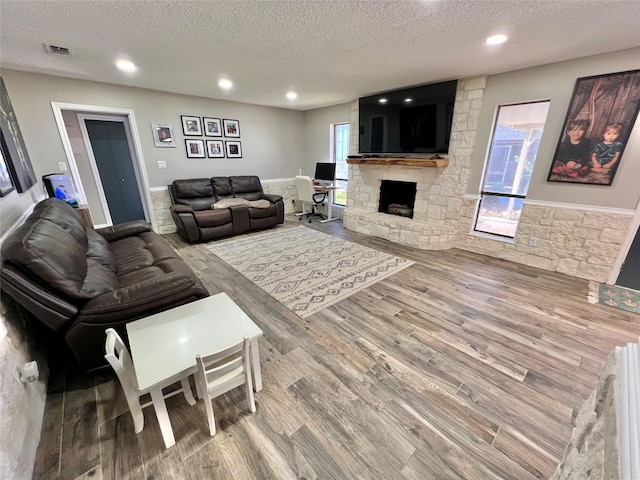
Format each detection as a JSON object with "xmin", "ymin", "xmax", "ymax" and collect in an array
[
  {"xmin": 50, "ymin": 102, "xmax": 156, "ymax": 230},
  {"xmin": 616, "ymin": 225, "xmax": 640, "ymax": 290},
  {"xmin": 79, "ymin": 116, "xmax": 147, "ymax": 225}
]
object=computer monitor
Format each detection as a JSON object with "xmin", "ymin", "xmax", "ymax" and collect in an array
[
  {"xmin": 314, "ymin": 162, "xmax": 336, "ymax": 185},
  {"xmin": 42, "ymin": 173, "xmax": 79, "ymax": 207}
]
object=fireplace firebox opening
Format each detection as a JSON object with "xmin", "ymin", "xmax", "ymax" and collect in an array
[{"xmin": 378, "ymin": 180, "xmax": 417, "ymax": 219}]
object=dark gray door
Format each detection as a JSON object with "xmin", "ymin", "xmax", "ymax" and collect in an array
[
  {"xmin": 617, "ymin": 226, "xmax": 640, "ymax": 290},
  {"xmin": 84, "ymin": 120, "xmax": 145, "ymax": 225}
]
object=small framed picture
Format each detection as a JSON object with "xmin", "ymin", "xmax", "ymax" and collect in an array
[
  {"xmin": 225, "ymin": 140, "xmax": 242, "ymax": 158},
  {"xmin": 206, "ymin": 140, "xmax": 225, "ymax": 158},
  {"xmin": 151, "ymin": 123, "xmax": 176, "ymax": 147},
  {"xmin": 203, "ymin": 117, "xmax": 222, "ymax": 137},
  {"xmin": 181, "ymin": 115, "xmax": 202, "ymax": 136},
  {"xmin": 223, "ymin": 119, "xmax": 241, "ymax": 137},
  {"xmin": 185, "ymin": 139, "xmax": 205, "ymax": 158}
]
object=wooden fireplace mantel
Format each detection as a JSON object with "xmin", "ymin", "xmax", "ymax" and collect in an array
[{"xmin": 346, "ymin": 157, "xmax": 449, "ymax": 167}]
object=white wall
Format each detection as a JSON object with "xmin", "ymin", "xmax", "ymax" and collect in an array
[
  {"xmin": 467, "ymin": 47, "xmax": 640, "ymax": 210},
  {"xmin": 303, "ymin": 103, "xmax": 351, "ymax": 176}
]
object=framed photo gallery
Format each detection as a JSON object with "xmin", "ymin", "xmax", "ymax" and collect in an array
[{"xmin": 149, "ymin": 115, "xmax": 241, "ymax": 158}]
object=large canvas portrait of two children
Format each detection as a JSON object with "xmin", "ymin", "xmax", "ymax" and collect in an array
[{"xmin": 547, "ymin": 69, "xmax": 640, "ymax": 186}]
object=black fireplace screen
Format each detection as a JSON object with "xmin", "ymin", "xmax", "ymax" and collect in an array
[{"xmin": 378, "ymin": 180, "xmax": 417, "ymax": 219}]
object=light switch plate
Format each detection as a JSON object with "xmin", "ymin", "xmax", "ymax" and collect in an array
[
  {"xmin": 157, "ymin": 161, "xmax": 167, "ymax": 169},
  {"xmin": 57, "ymin": 162, "xmax": 68, "ymax": 172}
]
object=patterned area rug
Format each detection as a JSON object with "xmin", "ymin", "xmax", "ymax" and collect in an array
[
  {"xmin": 588, "ymin": 281, "xmax": 640, "ymax": 314},
  {"xmin": 209, "ymin": 226, "xmax": 414, "ymax": 318}
]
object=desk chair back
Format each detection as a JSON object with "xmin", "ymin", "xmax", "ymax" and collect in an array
[
  {"xmin": 195, "ymin": 337, "xmax": 256, "ymax": 436},
  {"xmin": 105, "ymin": 328, "xmax": 197, "ymax": 435},
  {"xmin": 295, "ymin": 175, "xmax": 327, "ymax": 222}
]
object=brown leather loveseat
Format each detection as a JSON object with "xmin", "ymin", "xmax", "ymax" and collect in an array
[
  {"xmin": 168, "ymin": 175, "xmax": 284, "ymax": 243},
  {"xmin": 0, "ymin": 198, "xmax": 209, "ymax": 371}
]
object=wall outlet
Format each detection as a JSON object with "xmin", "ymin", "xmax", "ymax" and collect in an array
[
  {"xmin": 12, "ymin": 365, "xmax": 22, "ymax": 385},
  {"xmin": 57, "ymin": 162, "xmax": 68, "ymax": 172},
  {"xmin": 157, "ymin": 161, "xmax": 167, "ymax": 169},
  {"xmin": 529, "ymin": 237, "xmax": 538, "ymax": 247}
]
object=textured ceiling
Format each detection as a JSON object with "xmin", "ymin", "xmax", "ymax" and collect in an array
[{"xmin": 1, "ymin": 0, "xmax": 640, "ymax": 111}]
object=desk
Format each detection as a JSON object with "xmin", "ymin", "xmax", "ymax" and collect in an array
[
  {"xmin": 74, "ymin": 204, "xmax": 93, "ymax": 228},
  {"xmin": 126, "ymin": 293, "xmax": 263, "ymax": 448},
  {"xmin": 314, "ymin": 185, "xmax": 339, "ymax": 223}
]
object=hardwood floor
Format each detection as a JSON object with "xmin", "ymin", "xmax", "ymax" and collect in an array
[{"xmin": 33, "ymin": 217, "xmax": 640, "ymax": 479}]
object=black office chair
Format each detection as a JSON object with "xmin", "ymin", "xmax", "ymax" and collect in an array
[{"xmin": 295, "ymin": 176, "xmax": 327, "ymax": 223}]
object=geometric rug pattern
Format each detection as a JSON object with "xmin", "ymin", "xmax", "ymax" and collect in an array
[
  {"xmin": 208, "ymin": 226, "xmax": 414, "ymax": 318},
  {"xmin": 588, "ymin": 281, "xmax": 640, "ymax": 315}
]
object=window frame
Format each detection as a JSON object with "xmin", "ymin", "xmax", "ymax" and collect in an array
[
  {"xmin": 473, "ymin": 100, "xmax": 550, "ymax": 239},
  {"xmin": 331, "ymin": 122, "xmax": 350, "ymax": 207}
]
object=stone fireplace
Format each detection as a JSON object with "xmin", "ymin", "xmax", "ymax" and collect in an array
[
  {"xmin": 379, "ymin": 180, "xmax": 416, "ymax": 219},
  {"xmin": 342, "ymin": 76, "xmax": 487, "ymax": 250}
]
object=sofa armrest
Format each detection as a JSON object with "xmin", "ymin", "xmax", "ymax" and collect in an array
[
  {"xmin": 80, "ymin": 273, "xmax": 201, "ymax": 319},
  {"xmin": 0, "ymin": 264, "xmax": 78, "ymax": 332},
  {"xmin": 230, "ymin": 205, "xmax": 250, "ymax": 233},
  {"xmin": 97, "ymin": 220, "xmax": 152, "ymax": 242},
  {"xmin": 170, "ymin": 205, "xmax": 200, "ymax": 243},
  {"xmin": 171, "ymin": 204, "xmax": 194, "ymax": 214},
  {"xmin": 261, "ymin": 193, "xmax": 283, "ymax": 204},
  {"xmin": 261, "ymin": 194, "xmax": 285, "ymax": 223}
]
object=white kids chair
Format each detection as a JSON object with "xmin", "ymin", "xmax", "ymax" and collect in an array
[
  {"xmin": 194, "ymin": 337, "xmax": 256, "ymax": 436},
  {"xmin": 104, "ymin": 328, "xmax": 196, "ymax": 434}
]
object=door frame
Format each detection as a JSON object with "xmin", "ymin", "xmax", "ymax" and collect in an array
[
  {"xmin": 77, "ymin": 113, "xmax": 150, "ymax": 226},
  {"xmin": 50, "ymin": 102, "xmax": 157, "ymax": 230},
  {"xmin": 608, "ymin": 198, "xmax": 640, "ymax": 285}
]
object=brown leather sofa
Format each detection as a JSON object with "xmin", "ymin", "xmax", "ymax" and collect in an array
[
  {"xmin": 0, "ymin": 198, "xmax": 209, "ymax": 372},
  {"xmin": 168, "ymin": 176, "xmax": 284, "ymax": 243}
]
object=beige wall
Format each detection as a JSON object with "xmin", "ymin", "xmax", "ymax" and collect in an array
[
  {"xmin": 467, "ymin": 47, "xmax": 640, "ymax": 210},
  {"xmin": 303, "ymin": 103, "xmax": 351, "ymax": 175}
]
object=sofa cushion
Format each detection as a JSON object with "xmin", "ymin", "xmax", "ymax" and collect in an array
[
  {"xmin": 249, "ymin": 204, "xmax": 278, "ymax": 219},
  {"xmin": 0, "ymin": 198, "xmax": 104, "ymax": 300},
  {"xmin": 173, "ymin": 178, "xmax": 213, "ymax": 198},
  {"xmin": 212, "ymin": 198, "xmax": 250, "ymax": 209},
  {"xmin": 86, "ymin": 230, "xmax": 116, "ymax": 272},
  {"xmin": 194, "ymin": 209, "xmax": 233, "ymax": 228},
  {"xmin": 211, "ymin": 177, "xmax": 233, "ymax": 198},
  {"xmin": 173, "ymin": 178, "xmax": 217, "ymax": 211},
  {"xmin": 230, "ymin": 176, "xmax": 264, "ymax": 201}
]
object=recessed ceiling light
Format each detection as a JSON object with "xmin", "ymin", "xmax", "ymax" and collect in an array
[
  {"xmin": 218, "ymin": 79, "xmax": 233, "ymax": 90},
  {"xmin": 486, "ymin": 34, "xmax": 507, "ymax": 45},
  {"xmin": 286, "ymin": 91, "xmax": 298, "ymax": 100},
  {"xmin": 379, "ymin": 98, "xmax": 388, "ymax": 104},
  {"xmin": 404, "ymin": 98, "xmax": 412, "ymax": 103},
  {"xmin": 116, "ymin": 59, "xmax": 137, "ymax": 72}
]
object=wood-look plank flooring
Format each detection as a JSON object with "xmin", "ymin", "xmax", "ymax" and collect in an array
[{"xmin": 33, "ymin": 217, "xmax": 640, "ymax": 479}]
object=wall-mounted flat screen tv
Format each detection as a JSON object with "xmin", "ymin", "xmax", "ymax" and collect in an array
[{"xmin": 359, "ymin": 80, "xmax": 457, "ymax": 155}]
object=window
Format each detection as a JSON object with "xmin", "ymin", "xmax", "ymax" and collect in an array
[
  {"xmin": 474, "ymin": 101, "xmax": 550, "ymax": 238},
  {"xmin": 332, "ymin": 123, "xmax": 350, "ymax": 206}
]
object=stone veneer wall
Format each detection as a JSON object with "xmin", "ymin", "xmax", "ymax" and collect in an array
[
  {"xmin": 343, "ymin": 76, "xmax": 486, "ymax": 250},
  {"xmin": 0, "ymin": 296, "xmax": 48, "ymax": 479},
  {"xmin": 551, "ymin": 350, "xmax": 621, "ymax": 480},
  {"xmin": 456, "ymin": 200, "xmax": 633, "ymax": 283},
  {"xmin": 151, "ymin": 178, "xmax": 298, "ymax": 235}
]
